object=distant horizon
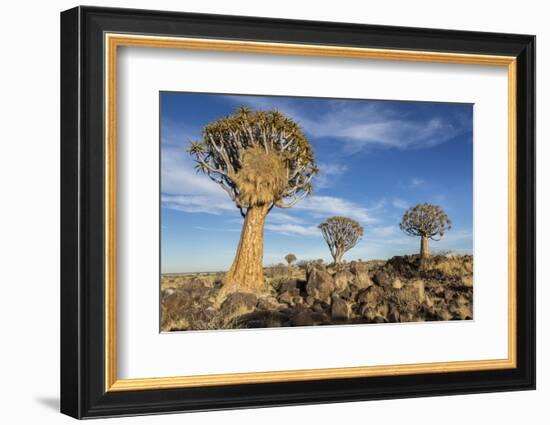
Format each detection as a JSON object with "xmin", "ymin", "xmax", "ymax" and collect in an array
[
  {"xmin": 161, "ymin": 249, "xmax": 474, "ymax": 275},
  {"xmin": 161, "ymin": 92, "xmax": 473, "ymax": 274}
]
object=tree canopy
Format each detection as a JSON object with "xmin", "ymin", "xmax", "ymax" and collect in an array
[
  {"xmin": 319, "ymin": 216, "xmax": 364, "ymax": 263},
  {"xmin": 188, "ymin": 107, "xmax": 318, "ymax": 217},
  {"xmin": 399, "ymin": 203, "xmax": 452, "ymax": 241},
  {"xmin": 285, "ymin": 253, "xmax": 297, "ymax": 265}
]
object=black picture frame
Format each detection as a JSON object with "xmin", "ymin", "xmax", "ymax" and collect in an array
[{"xmin": 61, "ymin": 5, "xmax": 535, "ymax": 419}]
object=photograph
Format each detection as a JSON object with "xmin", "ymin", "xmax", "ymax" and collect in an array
[
  {"xmin": 57, "ymin": 5, "xmax": 536, "ymax": 419},
  {"xmin": 160, "ymin": 92, "xmax": 474, "ymax": 332}
]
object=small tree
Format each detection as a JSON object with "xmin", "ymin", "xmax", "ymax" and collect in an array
[
  {"xmin": 399, "ymin": 203, "xmax": 452, "ymax": 259},
  {"xmin": 284, "ymin": 253, "xmax": 297, "ymax": 267},
  {"xmin": 319, "ymin": 216, "xmax": 364, "ymax": 264},
  {"xmin": 188, "ymin": 107, "xmax": 318, "ymax": 294}
]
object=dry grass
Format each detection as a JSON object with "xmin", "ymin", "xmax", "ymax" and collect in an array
[{"xmin": 423, "ymin": 255, "xmax": 473, "ymax": 277}]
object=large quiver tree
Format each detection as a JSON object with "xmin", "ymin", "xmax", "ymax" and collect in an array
[
  {"xmin": 399, "ymin": 203, "xmax": 452, "ymax": 259},
  {"xmin": 319, "ymin": 216, "xmax": 364, "ymax": 264},
  {"xmin": 188, "ymin": 107, "xmax": 318, "ymax": 295}
]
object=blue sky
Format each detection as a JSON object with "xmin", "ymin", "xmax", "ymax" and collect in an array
[{"xmin": 160, "ymin": 92, "xmax": 473, "ymax": 273}]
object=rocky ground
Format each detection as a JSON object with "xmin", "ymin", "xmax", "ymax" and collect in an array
[{"xmin": 160, "ymin": 254, "xmax": 473, "ymax": 332}]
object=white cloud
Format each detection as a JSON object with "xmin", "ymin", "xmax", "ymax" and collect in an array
[
  {"xmin": 194, "ymin": 226, "xmax": 240, "ymax": 232},
  {"xmin": 161, "ymin": 146, "xmax": 379, "ymax": 224},
  {"xmin": 315, "ymin": 162, "xmax": 348, "ymax": 189},
  {"xmin": 161, "ymin": 146, "xmax": 237, "ymax": 215},
  {"xmin": 410, "ymin": 178, "xmax": 424, "ymax": 187},
  {"xmin": 369, "ymin": 225, "xmax": 398, "ymax": 237},
  {"xmin": 442, "ymin": 229, "xmax": 473, "ymax": 244},
  {"xmin": 162, "ymin": 194, "xmax": 235, "ymax": 215},
  {"xmin": 318, "ymin": 162, "xmax": 348, "ymax": 176},
  {"xmin": 392, "ymin": 198, "xmax": 410, "ymax": 209},
  {"xmin": 265, "ymin": 223, "xmax": 320, "ymax": 237},
  {"xmin": 295, "ymin": 195, "xmax": 377, "ymax": 223},
  {"xmin": 225, "ymin": 96, "xmax": 470, "ymax": 153},
  {"xmin": 268, "ymin": 211, "xmax": 305, "ymax": 224}
]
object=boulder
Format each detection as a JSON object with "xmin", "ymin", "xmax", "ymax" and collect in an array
[
  {"xmin": 389, "ymin": 306, "xmax": 401, "ymax": 322},
  {"xmin": 233, "ymin": 310, "xmax": 289, "ymax": 328},
  {"xmin": 312, "ymin": 301, "xmax": 329, "ymax": 313},
  {"xmin": 333, "ymin": 270, "xmax": 354, "ymax": 291},
  {"xmin": 220, "ymin": 292, "xmax": 258, "ymax": 320},
  {"xmin": 391, "ymin": 278, "xmax": 404, "ymax": 289},
  {"xmin": 437, "ymin": 309, "xmax": 453, "ymax": 321},
  {"xmin": 450, "ymin": 304, "xmax": 472, "ymax": 320},
  {"xmin": 306, "ymin": 268, "xmax": 336, "ymax": 301},
  {"xmin": 290, "ymin": 311, "xmax": 315, "ymax": 327},
  {"xmin": 290, "ymin": 310, "xmax": 330, "ymax": 327},
  {"xmin": 256, "ymin": 296, "xmax": 285, "ymax": 311},
  {"xmin": 180, "ymin": 282, "xmax": 214, "ymax": 303},
  {"xmin": 292, "ymin": 295, "xmax": 304, "ymax": 305},
  {"xmin": 353, "ymin": 270, "xmax": 373, "ymax": 289},
  {"xmin": 461, "ymin": 275, "xmax": 473, "ymax": 288},
  {"xmin": 188, "ymin": 276, "xmax": 210, "ymax": 289},
  {"xmin": 357, "ymin": 286, "xmax": 383, "ymax": 305},
  {"xmin": 349, "ymin": 260, "xmax": 368, "ymax": 274},
  {"xmin": 331, "ymin": 297, "xmax": 350, "ymax": 320},
  {"xmin": 425, "ymin": 295, "xmax": 434, "ymax": 308},
  {"xmin": 278, "ymin": 280, "xmax": 300, "ymax": 294},
  {"xmin": 410, "ymin": 279, "xmax": 425, "ymax": 302},
  {"xmin": 278, "ymin": 291, "xmax": 295, "ymax": 306},
  {"xmin": 361, "ymin": 302, "xmax": 389, "ymax": 322},
  {"xmin": 373, "ymin": 270, "xmax": 392, "ymax": 287},
  {"xmin": 161, "ymin": 288, "xmax": 176, "ymax": 300}
]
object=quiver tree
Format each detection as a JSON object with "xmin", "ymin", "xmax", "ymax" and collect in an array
[
  {"xmin": 188, "ymin": 107, "xmax": 318, "ymax": 294},
  {"xmin": 399, "ymin": 203, "xmax": 452, "ymax": 259},
  {"xmin": 284, "ymin": 253, "xmax": 297, "ymax": 267},
  {"xmin": 319, "ymin": 216, "xmax": 364, "ymax": 264}
]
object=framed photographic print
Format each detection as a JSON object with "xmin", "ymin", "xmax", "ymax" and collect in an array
[{"xmin": 60, "ymin": 6, "xmax": 535, "ymax": 419}]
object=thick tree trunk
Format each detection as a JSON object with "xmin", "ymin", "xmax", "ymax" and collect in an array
[
  {"xmin": 420, "ymin": 235, "xmax": 430, "ymax": 259},
  {"xmin": 222, "ymin": 204, "xmax": 269, "ymax": 295},
  {"xmin": 333, "ymin": 248, "xmax": 344, "ymax": 264}
]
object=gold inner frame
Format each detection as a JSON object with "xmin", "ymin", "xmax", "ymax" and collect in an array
[{"xmin": 104, "ymin": 33, "xmax": 517, "ymax": 392}]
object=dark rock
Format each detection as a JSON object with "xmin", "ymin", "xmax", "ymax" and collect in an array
[
  {"xmin": 349, "ymin": 260, "xmax": 368, "ymax": 274},
  {"xmin": 278, "ymin": 291, "xmax": 295, "ymax": 306},
  {"xmin": 315, "ymin": 300, "xmax": 330, "ymax": 310},
  {"xmin": 188, "ymin": 276, "xmax": 210, "ymax": 289},
  {"xmin": 234, "ymin": 311, "xmax": 289, "ymax": 328},
  {"xmin": 333, "ymin": 270, "xmax": 354, "ymax": 291},
  {"xmin": 353, "ymin": 270, "xmax": 373, "ymax": 289},
  {"xmin": 357, "ymin": 286, "xmax": 383, "ymax": 305},
  {"xmin": 391, "ymin": 278, "xmax": 404, "ymax": 289},
  {"xmin": 290, "ymin": 311, "xmax": 315, "ymax": 327},
  {"xmin": 461, "ymin": 275, "xmax": 473, "ymax": 287},
  {"xmin": 290, "ymin": 310, "xmax": 330, "ymax": 326},
  {"xmin": 306, "ymin": 268, "xmax": 335, "ymax": 301},
  {"xmin": 361, "ymin": 303, "xmax": 389, "ymax": 322},
  {"xmin": 389, "ymin": 306, "xmax": 401, "ymax": 322},
  {"xmin": 220, "ymin": 292, "xmax": 258, "ymax": 319},
  {"xmin": 410, "ymin": 279, "xmax": 425, "ymax": 302},
  {"xmin": 386, "ymin": 255, "xmax": 421, "ymax": 279},
  {"xmin": 257, "ymin": 296, "xmax": 284, "ymax": 311},
  {"xmin": 444, "ymin": 289, "xmax": 455, "ymax": 302},
  {"xmin": 161, "ymin": 288, "xmax": 176, "ymax": 300},
  {"xmin": 278, "ymin": 280, "xmax": 300, "ymax": 294},
  {"xmin": 292, "ymin": 295, "xmax": 304, "ymax": 305},
  {"xmin": 373, "ymin": 270, "xmax": 392, "ymax": 287},
  {"xmin": 331, "ymin": 297, "xmax": 350, "ymax": 320}
]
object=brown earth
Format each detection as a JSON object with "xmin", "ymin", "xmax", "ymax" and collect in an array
[{"xmin": 160, "ymin": 254, "xmax": 473, "ymax": 332}]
